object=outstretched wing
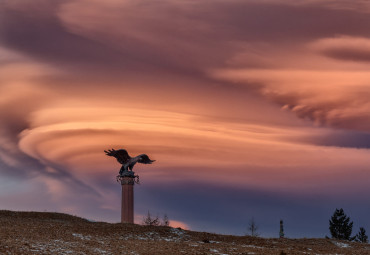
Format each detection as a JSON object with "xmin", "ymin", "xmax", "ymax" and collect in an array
[
  {"xmin": 104, "ymin": 149, "xmax": 131, "ymax": 164},
  {"xmin": 137, "ymin": 154, "xmax": 155, "ymax": 164}
]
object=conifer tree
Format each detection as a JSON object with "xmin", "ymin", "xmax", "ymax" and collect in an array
[
  {"xmin": 329, "ymin": 208, "xmax": 353, "ymax": 240},
  {"xmin": 355, "ymin": 227, "xmax": 368, "ymax": 243}
]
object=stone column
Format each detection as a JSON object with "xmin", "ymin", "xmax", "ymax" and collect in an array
[{"xmin": 120, "ymin": 177, "xmax": 135, "ymax": 223}]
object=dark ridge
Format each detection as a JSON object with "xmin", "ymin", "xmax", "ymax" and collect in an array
[{"xmin": 0, "ymin": 210, "xmax": 88, "ymax": 222}]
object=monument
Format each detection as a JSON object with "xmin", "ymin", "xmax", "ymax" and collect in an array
[{"xmin": 105, "ymin": 148, "xmax": 155, "ymax": 223}]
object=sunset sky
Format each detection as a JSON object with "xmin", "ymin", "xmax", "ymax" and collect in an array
[{"xmin": 1, "ymin": 0, "xmax": 370, "ymax": 237}]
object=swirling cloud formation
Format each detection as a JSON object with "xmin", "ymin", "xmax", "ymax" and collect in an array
[{"xmin": 1, "ymin": 0, "xmax": 370, "ymax": 236}]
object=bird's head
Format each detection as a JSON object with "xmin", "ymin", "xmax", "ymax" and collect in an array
[{"xmin": 138, "ymin": 154, "xmax": 155, "ymax": 164}]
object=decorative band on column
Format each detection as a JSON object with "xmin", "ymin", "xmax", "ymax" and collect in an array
[{"xmin": 120, "ymin": 177, "xmax": 135, "ymax": 185}]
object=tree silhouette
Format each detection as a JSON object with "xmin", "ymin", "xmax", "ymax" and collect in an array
[
  {"xmin": 279, "ymin": 220, "xmax": 284, "ymax": 238},
  {"xmin": 142, "ymin": 211, "xmax": 160, "ymax": 226},
  {"xmin": 162, "ymin": 214, "xmax": 170, "ymax": 226},
  {"xmin": 355, "ymin": 227, "xmax": 368, "ymax": 243},
  {"xmin": 329, "ymin": 208, "xmax": 353, "ymax": 240},
  {"xmin": 246, "ymin": 217, "xmax": 259, "ymax": 237}
]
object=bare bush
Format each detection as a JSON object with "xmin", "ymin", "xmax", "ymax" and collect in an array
[
  {"xmin": 246, "ymin": 217, "xmax": 259, "ymax": 237},
  {"xmin": 142, "ymin": 211, "xmax": 160, "ymax": 226},
  {"xmin": 162, "ymin": 214, "xmax": 170, "ymax": 226}
]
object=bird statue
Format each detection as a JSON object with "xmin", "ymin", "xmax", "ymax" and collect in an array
[{"xmin": 104, "ymin": 148, "xmax": 155, "ymax": 176}]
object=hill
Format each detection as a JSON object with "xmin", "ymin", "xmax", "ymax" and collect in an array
[{"xmin": 0, "ymin": 210, "xmax": 369, "ymax": 254}]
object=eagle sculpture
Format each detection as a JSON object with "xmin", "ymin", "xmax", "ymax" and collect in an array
[{"xmin": 104, "ymin": 148, "xmax": 155, "ymax": 176}]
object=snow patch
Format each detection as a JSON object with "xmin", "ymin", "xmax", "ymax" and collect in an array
[
  {"xmin": 241, "ymin": 244, "xmax": 264, "ymax": 249},
  {"xmin": 171, "ymin": 228, "xmax": 185, "ymax": 236},
  {"xmin": 209, "ymin": 249, "xmax": 229, "ymax": 255},
  {"xmin": 334, "ymin": 241, "xmax": 350, "ymax": 248},
  {"xmin": 72, "ymin": 233, "xmax": 91, "ymax": 240}
]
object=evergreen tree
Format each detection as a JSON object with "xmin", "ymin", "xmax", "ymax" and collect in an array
[
  {"xmin": 355, "ymin": 227, "xmax": 368, "ymax": 243},
  {"xmin": 329, "ymin": 208, "xmax": 353, "ymax": 240}
]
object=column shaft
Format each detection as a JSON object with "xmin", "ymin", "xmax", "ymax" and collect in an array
[{"xmin": 121, "ymin": 177, "xmax": 134, "ymax": 223}]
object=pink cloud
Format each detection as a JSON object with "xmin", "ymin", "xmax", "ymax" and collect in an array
[{"xmin": 1, "ymin": 0, "xmax": 370, "ymax": 236}]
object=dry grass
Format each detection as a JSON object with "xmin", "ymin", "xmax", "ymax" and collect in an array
[{"xmin": 0, "ymin": 210, "xmax": 369, "ymax": 254}]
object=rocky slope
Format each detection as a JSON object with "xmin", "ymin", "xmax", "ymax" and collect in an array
[{"xmin": 0, "ymin": 210, "xmax": 369, "ymax": 254}]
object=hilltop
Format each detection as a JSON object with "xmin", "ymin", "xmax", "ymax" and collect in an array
[{"xmin": 0, "ymin": 210, "xmax": 369, "ymax": 254}]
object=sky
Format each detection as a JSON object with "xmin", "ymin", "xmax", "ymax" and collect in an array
[{"xmin": 1, "ymin": 0, "xmax": 370, "ymax": 238}]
